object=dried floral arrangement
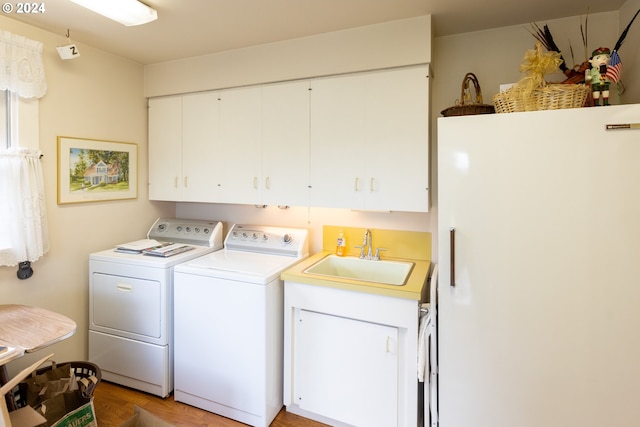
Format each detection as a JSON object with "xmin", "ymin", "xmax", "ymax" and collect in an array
[{"xmin": 493, "ymin": 9, "xmax": 640, "ymax": 112}]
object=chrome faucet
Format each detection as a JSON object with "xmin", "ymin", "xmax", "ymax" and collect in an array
[
  {"xmin": 362, "ymin": 229, "xmax": 373, "ymax": 260},
  {"xmin": 357, "ymin": 229, "xmax": 385, "ymax": 260}
]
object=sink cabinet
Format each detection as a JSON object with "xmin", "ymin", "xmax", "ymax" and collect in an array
[
  {"xmin": 284, "ymin": 280, "xmax": 419, "ymax": 427},
  {"xmin": 294, "ymin": 309, "xmax": 399, "ymax": 426}
]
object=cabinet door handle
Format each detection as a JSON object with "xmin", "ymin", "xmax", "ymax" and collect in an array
[
  {"xmin": 450, "ymin": 227, "xmax": 456, "ymax": 287},
  {"xmin": 386, "ymin": 336, "xmax": 390, "ymax": 353},
  {"xmin": 174, "ymin": 176, "xmax": 178, "ymax": 189},
  {"xmin": 354, "ymin": 177, "xmax": 360, "ymax": 191},
  {"xmin": 184, "ymin": 176, "xmax": 188, "ymax": 188},
  {"xmin": 253, "ymin": 177, "xmax": 258, "ymax": 190},
  {"xmin": 265, "ymin": 176, "xmax": 270, "ymax": 190},
  {"xmin": 370, "ymin": 177, "xmax": 374, "ymax": 192}
]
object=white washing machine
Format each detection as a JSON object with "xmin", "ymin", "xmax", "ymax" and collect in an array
[
  {"xmin": 89, "ymin": 218, "xmax": 224, "ymax": 397},
  {"xmin": 173, "ymin": 224, "xmax": 309, "ymax": 427}
]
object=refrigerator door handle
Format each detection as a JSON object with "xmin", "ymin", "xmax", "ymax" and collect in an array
[
  {"xmin": 450, "ymin": 227, "xmax": 456, "ymax": 287},
  {"xmin": 606, "ymin": 123, "xmax": 640, "ymax": 130}
]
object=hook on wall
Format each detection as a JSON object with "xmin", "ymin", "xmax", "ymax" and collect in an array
[{"xmin": 17, "ymin": 261, "xmax": 33, "ymax": 280}]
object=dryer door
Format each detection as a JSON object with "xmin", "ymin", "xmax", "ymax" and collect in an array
[{"xmin": 91, "ymin": 273, "xmax": 162, "ymax": 339}]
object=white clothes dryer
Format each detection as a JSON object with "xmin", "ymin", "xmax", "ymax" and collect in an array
[
  {"xmin": 88, "ymin": 218, "xmax": 223, "ymax": 397},
  {"xmin": 173, "ymin": 224, "xmax": 309, "ymax": 427}
]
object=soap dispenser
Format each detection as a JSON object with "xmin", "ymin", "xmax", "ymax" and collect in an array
[{"xmin": 336, "ymin": 231, "xmax": 347, "ymax": 257}]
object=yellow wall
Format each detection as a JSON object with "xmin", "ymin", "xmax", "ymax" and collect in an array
[{"xmin": 322, "ymin": 226, "xmax": 431, "ymax": 261}]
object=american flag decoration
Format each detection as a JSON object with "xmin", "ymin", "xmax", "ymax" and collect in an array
[
  {"xmin": 606, "ymin": 51, "xmax": 622, "ymax": 83},
  {"xmin": 606, "ymin": 8, "xmax": 640, "ymax": 84}
]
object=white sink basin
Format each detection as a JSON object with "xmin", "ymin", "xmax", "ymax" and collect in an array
[{"xmin": 304, "ymin": 255, "xmax": 414, "ymax": 286}]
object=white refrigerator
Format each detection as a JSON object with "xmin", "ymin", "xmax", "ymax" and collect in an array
[{"xmin": 437, "ymin": 104, "xmax": 640, "ymax": 427}]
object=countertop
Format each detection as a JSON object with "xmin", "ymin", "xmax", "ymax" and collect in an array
[{"xmin": 281, "ymin": 251, "xmax": 430, "ymax": 301}]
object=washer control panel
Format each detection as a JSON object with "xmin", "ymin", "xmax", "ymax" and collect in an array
[
  {"xmin": 148, "ymin": 218, "xmax": 223, "ymax": 247},
  {"xmin": 224, "ymin": 224, "xmax": 309, "ymax": 257}
]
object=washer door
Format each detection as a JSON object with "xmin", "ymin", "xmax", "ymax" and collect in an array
[{"xmin": 91, "ymin": 273, "xmax": 162, "ymax": 339}]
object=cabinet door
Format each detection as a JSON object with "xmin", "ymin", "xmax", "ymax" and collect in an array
[
  {"xmin": 363, "ymin": 66, "xmax": 429, "ymax": 212},
  {"xmin": 309, "ymin": 66, "xmax": 429, "ymax": 212},
  {"xmin": 148, "ymin": 96, "xmax": 182, "ymax": 201},
  {"xmin": 217, "ymin": 86, "xmax": 262, "ymax": 204},
  {"xmin": 309, "ymin": 73, "xmax": 366, "ymax": 209},
  {"xmin": 294, "ymin": 309, "xmax": 398, "ymax": 427},
  {"xmin": 262, "ymin": 80, "xmax": 310, "ymax": 207},
  {"xmin": 181, "ymin": 92, "xmax": 220, "ymax": 202}
]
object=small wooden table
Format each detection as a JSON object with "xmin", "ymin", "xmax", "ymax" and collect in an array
[{"xmin": 0, "ymin": 304, "xmax": 77, "ymax": 410}]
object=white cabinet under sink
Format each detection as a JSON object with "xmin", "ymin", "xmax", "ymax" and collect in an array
[
  {"xmin": 294, "ymin": 309, "xmax": 399, "ymax": 426},
  {"xmin": 284, "ymin": 280, "xmax": 420, "ymax": 427}
]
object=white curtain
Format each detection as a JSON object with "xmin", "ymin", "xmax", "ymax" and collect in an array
[
  {"xmin": 0, "ymin": 31, "xmax": 48, "ymax": 267},
  {"xmin": 0, "ymin": 30, "xmax": 47, "ymax": 98},
  {"xmin": 0, "ymin": 148, "xmax": 49, "ymax": 266}
]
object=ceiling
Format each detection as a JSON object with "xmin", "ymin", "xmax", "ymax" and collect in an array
[{"xmin": 7, "ymin": 0, "xmax": 627, "ymax": 65}]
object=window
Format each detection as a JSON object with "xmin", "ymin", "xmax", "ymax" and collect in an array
[
  {"xmin": 0, "ymin": 90, "xmax": 36, "ymax": 150},
  {"xmin": 1, "ymin": 90, "xmax": 10, "ymax": 148}
]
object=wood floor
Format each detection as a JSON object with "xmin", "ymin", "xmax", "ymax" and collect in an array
[{"xmin": 92, "ymin": 381, "xmax": 328, "ymax": 427}]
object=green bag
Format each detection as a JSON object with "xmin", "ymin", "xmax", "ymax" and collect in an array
[{"xmin": 38, "ymin": 390, "xmax": 97, "ymax": 427}]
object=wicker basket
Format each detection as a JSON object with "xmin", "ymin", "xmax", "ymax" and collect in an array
[
  {"xmin": 12, "ymin": 361, "xmax": 102, "ymax": 409},
  {"xmin": 441, "ymin": 73, "xmax": 495, "ymax": 117},
  {"xmin": 493, "ymin": 83, "xmax": 590, "ymax": 114}
]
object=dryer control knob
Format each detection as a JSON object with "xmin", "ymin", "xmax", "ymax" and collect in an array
[{"xmin": 283, "ymin": 234, "xmax": 292, "ymax": 244}]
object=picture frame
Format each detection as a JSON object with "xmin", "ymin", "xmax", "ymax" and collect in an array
[{"xmin": 57, "ymin": 136, "xmax": 138, "ymax": 205}]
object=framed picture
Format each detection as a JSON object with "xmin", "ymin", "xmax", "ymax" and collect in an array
[{"xmin": 57, "ymin": 136, "xmax": 138, "ymax": 204}]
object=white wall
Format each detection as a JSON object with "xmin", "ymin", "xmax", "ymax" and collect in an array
[
  {"xmin": 620, "ymin": 0, "xmax": 640, "ymax": 102},
  {"xmin": 0, "ymin": 16, "xmax": 174, "ymax": 374},
  {"xmin": 145, "ymin": 15, "xmax": 432, "ymax": 97}
]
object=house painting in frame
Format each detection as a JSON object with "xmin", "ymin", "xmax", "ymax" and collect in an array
[{"xmin": 57, "ymin": 136, "xmax": 138, "ymax": 204}]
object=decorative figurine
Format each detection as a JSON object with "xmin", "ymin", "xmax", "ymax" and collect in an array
[{"xmin": 585, "ymin": 47, "xmax": 612, "ymax": 106}]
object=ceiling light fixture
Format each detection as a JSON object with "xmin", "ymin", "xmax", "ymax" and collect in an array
[{"xmin": 70, "ymin": 0, "xmax": 158, "ymax": 26}]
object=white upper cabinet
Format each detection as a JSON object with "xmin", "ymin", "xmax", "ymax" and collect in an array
[
  {"xmin": 216, "ymin": 86, "xmax": 263, "ymax": 204},
  {"xmin": 182, "ymin": 92, "xmax": 221, "ymax": 202},
  {"xmin": 148, "ymin": 92, "xmax": 221, "ymax": 202},
  {"xmin": 309, "ymin": 65, "xmax": 429, "ymax": 212},
  {"xmin": 148, "ymin": 96, "xmax": 182, "ymax": 201},
  {"xmin": 148, "ymin": 65, "xmax": 429, "ymax": 211},
  {"xmin": 309, "ymin": 72, "xmax": 366, "ymax": 209},
  {"xmin": 261, "ymin": 80, "xmax": 310, "ymax": 207},
  {"xmin": 213, "ymin": 82, "xmax": 310, "ymax": 206}
]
